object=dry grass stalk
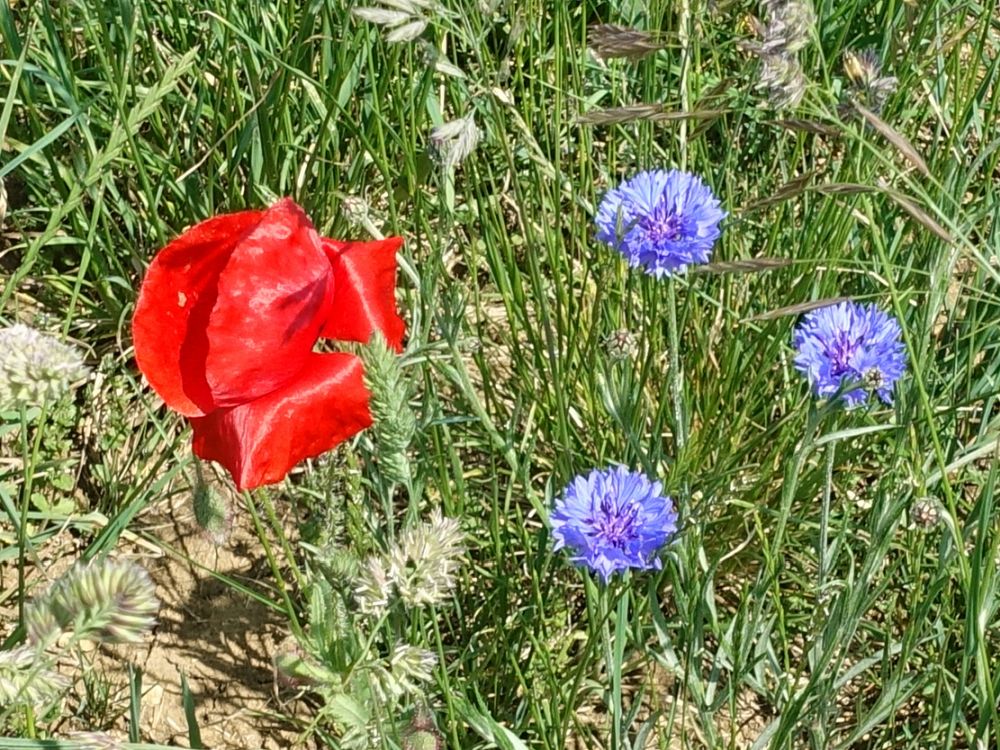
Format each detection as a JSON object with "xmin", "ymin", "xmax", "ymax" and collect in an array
[
  {"xmin": 852, "ymin": 101, "xmax": 930, "ymax": 177},
  {"xmin": 693, "ymin": 257, "xmax": 794, "ymax": 274},
  {"xmin": 576, "ymin": 104, "xmax": 727, "ymax": 126},
  {"xmin": 745, "ymin": 296, "xmax": 852, "ymax": 322}
]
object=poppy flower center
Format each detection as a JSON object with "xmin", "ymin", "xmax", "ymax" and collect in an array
[{"xmin": 590, "ymin": 496, "xmax": 640, "ymax": 549}]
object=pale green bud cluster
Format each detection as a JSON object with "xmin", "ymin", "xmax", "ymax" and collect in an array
[
  {"xmin": 0, "ymin": 644, "xmax": 68, "ymax": 709},
  {"xmin": 370, "ymin": 643, "xmax": 437, "ymax": 703},
  {"xmin": 0, "ymin": 324, "xmax": 88, "ymax": 409},
  {"xmin": 355, "ymin": 510, "xmax": 464, "ymax": 614},
  {"xmin": 25, "ymin": 559, "xmax": 159, "ymax": 645}
]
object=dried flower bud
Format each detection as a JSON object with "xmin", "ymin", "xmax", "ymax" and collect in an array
[
  {"xmin": 910, "ymin": 497, "xmax": 941, "ymax": 530},
  {"xmin": 603, "ymin": 329, "xmax": 638, "ymax": 361},
  {"xmin": 25, "ymin": 559, "xmax": 159, "ymax": 645},
  {"xmin": 0, "ymin": 324, "xmax": 88, "ymax": 409}
]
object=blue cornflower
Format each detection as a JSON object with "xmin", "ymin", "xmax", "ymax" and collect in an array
[
  {"xmin": 551, "ymin": 466, "xmax": 678, "ymax": 581},
  {"xmin": 595, "ymin": 169, "xmax": 726, "ymax": 277},
  {"xmin": 792, "ymin": 301, "xmax": 907, "ymax": 407}
]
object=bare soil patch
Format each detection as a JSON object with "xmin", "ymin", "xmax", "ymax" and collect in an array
[{"xmin": 125, "ymin": 491, "xmax": 302, "ymax": 748}]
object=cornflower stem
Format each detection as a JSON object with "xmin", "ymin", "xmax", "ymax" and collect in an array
[
  {"xmin": 590, "ymin": 575, "xmax": 629, "ymax": 749},
  {"xmin": 17, "ymin": 401, "xmax": 47, "ymax": 622},
  {"xmin": 818, "ymin": 437, "xmax": 837, "ymax": 597},
  {"xmin": 762, "ymin": 399, "xmax": 829, "ymax": 671},
  {"xmin": 665, "ymin": 279, "xmax": 688, "ymax": 453}
]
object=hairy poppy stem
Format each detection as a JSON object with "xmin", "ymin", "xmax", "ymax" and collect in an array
[{"xmin": 242, "ymin": 491, "xmax": 305, "ymax": 642}]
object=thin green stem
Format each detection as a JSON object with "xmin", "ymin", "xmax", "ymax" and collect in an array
[
  {"xmin": 818, "ymin": 437, "xmax": 836, "ymax": 595},
  {"xmin": 665, "ymin": 279, "xmax": 687, "ymax": 453},
  {"xmin": 18, "ymin": 401, "xmax": 47, "ymax": 622}
]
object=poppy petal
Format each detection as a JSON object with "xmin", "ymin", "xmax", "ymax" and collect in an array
[
  {"xmin": 320, "ymin": 237, "xmax": 405, "ymax": 351},
  {"xmin": 204, "ymin": 198, "xmax": 335, "ymax": 408},
  {"xmin": 189, "ymin": 353, "xmax": 372, "ymax": 490},
  {"xmin": 133, "ymin": 209, "xmax": 264, "ymax": 416}
]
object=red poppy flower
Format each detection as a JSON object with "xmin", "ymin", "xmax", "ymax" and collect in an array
[{"xmin": 132, "ymin": 198, "xmax": 405, "ymax": 490}]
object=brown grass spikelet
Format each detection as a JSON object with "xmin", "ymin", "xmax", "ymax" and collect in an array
[{"xmin": 587, "ymin": 24, "xmax": 665, "ymax": 61}]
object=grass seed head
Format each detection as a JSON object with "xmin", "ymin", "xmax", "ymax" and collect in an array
[
  {"xmin": 371, "ymin": 643, "xmax": 437, "ymax": 702},
  {"xmin": 761, "ymin": 0, "xmax": 814, "ymax": 53},
  {"xmin": 355, "ymin": 555, "xmax": 393, "ymax": 617},
  {"xmin": 361, "ymin": 332, "xmax": 416, "ymax": 485},
  {"xmin": 759, "ymin": 52, "xmax": 807, "ymax": 109},
  {"xmin": 843, "ymin": 48, "xmax": 897, "ymax": 112},
  {"xmin": 587, "ymin": 24, "xmax": 665, "ymax": 61}
]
